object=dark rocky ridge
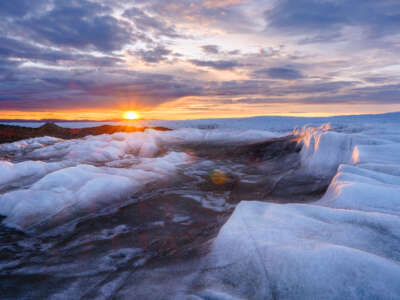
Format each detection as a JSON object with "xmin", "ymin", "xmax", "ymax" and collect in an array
[{"xmin": 0, "ymin": 122, "xmax": 171, "ymax": 144}]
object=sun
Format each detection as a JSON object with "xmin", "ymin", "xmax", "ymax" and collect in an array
[{"xmin": 124, "ymin": 111, "xmax": 139, "ymax": 120}]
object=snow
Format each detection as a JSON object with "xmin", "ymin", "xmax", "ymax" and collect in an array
[
  {"xmin": 194, "ymin": 201, "xmax": 400, "ymax": 299},
  {"xmin": 0, "ymin": 160, "xmax": 71, "ymax": 190},
  {"xmin": 191, "ymin": 117, "xmax": 400, "ymax": 299},
  {"xmin": 0, "ymin": 151, "xmax": 190, "ymax": 230},
  {"xmin": 0, "ymin": 136, "xmax": 61, "ymax": 153},
  {"xmin": 0, "ymin": 128, "xmax": 279, "ymax": 230},
  {"xmin": 0, "ymin": 129, "xmax": 280, "ymax": 161}
]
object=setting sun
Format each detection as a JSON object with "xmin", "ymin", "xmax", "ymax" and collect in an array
[{"xmin": 124, "ymin": 111, "xmax": 139, "ymax": 120}]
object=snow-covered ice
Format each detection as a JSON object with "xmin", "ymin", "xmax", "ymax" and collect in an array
[
  {"xmin": 1, "ymin": 113, "xmax": 400, "ymax": 299},
  {"xmin": 0, "ymin": 128, "xmax": 280, "ymax": 230},
  {"xmin": 191, "ymin": 117, "xmax": 400, "ymax": 299}
]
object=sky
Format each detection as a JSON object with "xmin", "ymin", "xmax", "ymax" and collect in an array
[{"xmin": 0, "ymin": 0, "xmax": 400, "ymax": 120}]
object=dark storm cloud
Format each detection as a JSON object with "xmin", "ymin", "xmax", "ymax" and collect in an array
[
  {"xmin": 253, "ymin": 67, "xmax": 304, "ymax": 80},
  {"xmin": 189, "ymin": 59, "xmax": 241, "ymax": 70},
  {"xmin": 265, "ymin": 0, "xmax": 400, "ymax": 43}
]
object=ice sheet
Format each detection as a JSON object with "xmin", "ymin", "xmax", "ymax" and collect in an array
[
  {"xmin": 192, "ymin": 119, "xmax": 400, "ymax": 299},
  {"xmin": 1, "ymin": 115, "xmax": 400, "ymax": 299},
  {"xmin": 0, "ymin": 128, "xmax": 279, "ymax": 230}
]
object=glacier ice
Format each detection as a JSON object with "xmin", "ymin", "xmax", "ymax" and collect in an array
[
  {"xmin": 191, "ymin": 121, "xmax": 400, "ymax": 299},
  {"xmin": 0, "ymin": 128, "xmax": 279, "ymax": 230},
  {"xmin": 1, "ymin": 116, "xmax": 400, "ymax": 299}
]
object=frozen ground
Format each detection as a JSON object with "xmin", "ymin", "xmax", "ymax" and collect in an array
[
  {"xmin": 190, "ymin": 123, "xmax": 400, "ymax": 299},
  {"xmin": 0, "ymin": 129, "xmax": 281, "ymax": 230},
  {"xmin": 1, "ymin": 113, "xmax": 400, "ymax": 299}
]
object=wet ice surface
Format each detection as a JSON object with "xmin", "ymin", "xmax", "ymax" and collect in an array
[
  {"xmin": 0, "ymin": 129, "xmax": 312, "ymax": 299},
  {"xmin": 1, "ymin": 119, "xmax": 400, "ymax": 299}
]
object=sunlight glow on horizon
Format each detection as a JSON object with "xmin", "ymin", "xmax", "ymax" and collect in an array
[
  {"xmin": 1, "ymin": 104, "xmax": 400, "ymax": 122},
  {"xmin": 124, "ymin": 111, "xmax": 140, "ymax": 120}
]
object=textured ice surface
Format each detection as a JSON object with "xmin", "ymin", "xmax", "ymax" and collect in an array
[
  {"xmin": 194, "ymin": 201, "xmax": 400, "ymax": 299},
  {"xmin": 0, "ymin": 128, "xmax": 279, "ymax": 230},
  {"xmin": 192, "ymin": 120, "xmax": 400, "ymax": 299},
  {"xmin": 2, "ymin": 114, "xmax": 400, "ymax": 299}
]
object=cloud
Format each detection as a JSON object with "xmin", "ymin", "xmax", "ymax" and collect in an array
[
  {"xmin": 20, "ymin": 0, "xmax": 133, "ymax": 52},
  {"xmin": 259, "ymin": 47, "xmax": 282, "ymax": 57},
  {"xmin": 0, "ymin": 0, "xmax": 399, "ymax": 115},
  {"xmin": 189, "ymin": 59, "xmax": 241, "ymax": 70},
  {"xmin": 253, "ymin": 67, "xmax": 304, "ymax": 80},
  {"xmin": 282, "ymin": 81, "xmax": 356, "ymax": 94},
  {"xmin": 265, "ymin": 0, "xmax": 400, "ymax": 44},
  {"xmin": 204, "ymin": 79, "xmax": 357, "ymax": 98},
  {"xmin": 0, "ymin": 36, "xmax": 123, "ymax": 67},
  {"xmin": 0, "ymin": 68, "xmax": 204, "ymax": 110},
  {"xmin": 123, "ymin": 7, "xmax": 181, "ymax": 38},
  {"xmin": 206, "ymin": 80, "xmax": 270, "ymax": 96},
  {"xmin": 0, "ymin": 58, "xmax": 20, "ymax": 80},
  {"xmin": 233, "ymin": 83, "xmax": 400, "ymax": 105},
  {"xmin": 138, "ymin": 0, "xmax": 256, "ymax": 32},
  {"xmin": 0, "ymin": 0, "xmax": 43, "ymax": 17},
  {"xmin": 201, "ymin": 45, "xmax": 220, "ymax": 54},
  {"xmin": 133, "ymin": 45, "xmax": 172, "ymax": 63},
  {"xmin": 363, "ymin": 76, "xmax": 393, "ymax": 83},
  {"xmin": 203, "ymin": 0, "xmax": 245, "ymax": 9},
  {"xmin": 350, "ymin": 84, "xmax": 400, "ymax": 103}
]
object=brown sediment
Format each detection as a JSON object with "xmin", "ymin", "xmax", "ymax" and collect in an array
[{"xmin": 0, "ymin": 123, "xmax": 171, "ymax": 144}]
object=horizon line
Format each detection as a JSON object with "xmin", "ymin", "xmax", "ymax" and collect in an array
[{"xmin": 0, "ymin": 111, "xmax": 399, "ymax": 123}]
